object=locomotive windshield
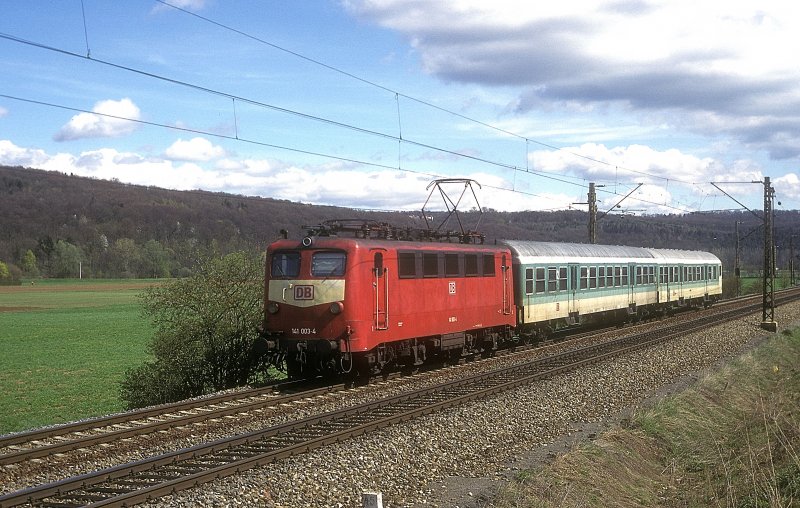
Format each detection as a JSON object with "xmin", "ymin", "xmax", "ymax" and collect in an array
[
  {"xmin": 311, "ymin": 251, "xmax": 346, "ymax": 277},
  {"xmin": 271, "ymin": 251, "xmax": 300, "ymax": 278}
]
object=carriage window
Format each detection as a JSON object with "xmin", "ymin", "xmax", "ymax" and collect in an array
[
  {"xmin": 598, "ymin": 266, "xmax": 606, "ymax": 288},
  {"xmin": 647, "ymin": 266, "xmax": 655, "ymax": 284},
  {"xmin": 622, "ymin": 266, "xmax": 629, "ymax": 286},
  {"xmin": 373, "ymin": 252, "xmax": 384, "ymax": 277},
  {"xmin": 465, "ymin": 254, "xmax": 479, "ymax": 276},
  {"xmin": 423, "ymin": 253, "xmax": 439, "ymax": 277},
  {"xmin": 558, "ymin": 267, "xmax": 568, "ymax": 291},
  {"xmin": 590, "ymin": 266, "xmax": 597, "ymax": 289},
  {"xmin": 607, "ymin": 266, "xmax": 614, "ymax": 287},
  {"xmin": 535, "ymin": 267, "xmax": 546, "ymax": 293},
  {"xmin": 660, "ymin": 267, "xmax": 667, "ymax": 284},
  {"xmin": 525, "ymin": 268, "xmax": 534, "ymax": 294},
  {"xmin": 445, "ymin": 253, "xmax": 460, "ymax": 277},
  {"xmin": 580, "ymin": 267, "xmax": 588, "ymax": 289},
  {"xmin": 482, "ymin": 254, "xmax": 495, "ymax": 276},
  {"xmin": 548, "ymin": 267, "xmax": 558, "ymax": 292},
  {"xmin": 311, "ymin": 251, "xmax": 346, "ymax": 277},
  {"xmin": 636, "ymin": 266, "xmax": 643, "ymax": 285},
  {"xmin": 271, "ymin": 251, "xmax": 300, "ymax": 278},
  {"xmin": 398, "ymin": 251, "xmax": 417, "ymax": 278},
  {"xmin": 614, "ymin": 266, "xmax": 621, "ymax": 287}
]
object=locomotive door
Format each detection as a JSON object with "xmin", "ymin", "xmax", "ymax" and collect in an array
[
  {"xmin": 372, "ymin": 250, "xmax": 389, "ymax": 330},
  {"xmin": 502, "ymin": 254, "xmax": 512, "ymax": 315}
]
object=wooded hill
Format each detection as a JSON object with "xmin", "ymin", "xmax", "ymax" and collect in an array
[{"xmin": 1, "ymin": 165, "xmax": 795, "ymax": 280}]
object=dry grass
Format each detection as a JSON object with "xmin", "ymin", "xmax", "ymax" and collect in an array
[{"xmin": 490, "ymin": 331, "xmax": 800, "ymax": 508}]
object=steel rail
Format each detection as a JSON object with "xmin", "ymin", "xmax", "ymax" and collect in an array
[
  {"xmin": 0, "ymin": 383, "xmax": 343, "ymax": 466},
  {"xmin": 0, "ymin": 381, "xmax": 310, "ymax": 448},
  {"xmin": 4, "ymin": 292, "xmax": 794, "ymax": 508},
  {"xmin": 2, "ymin": 287, "xmax": 795, "ymax": 469}
]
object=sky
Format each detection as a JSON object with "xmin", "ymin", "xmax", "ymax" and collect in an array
[{"xmin": 2, "ymin": 0, "xmax": 800, "ymax": 215}]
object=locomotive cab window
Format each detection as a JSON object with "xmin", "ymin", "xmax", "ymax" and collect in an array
[
  {"xmin": 271, "ymin": 251, "xmax": 300, "ymax": 278},
  {"xmin": 311, "ymin": 251, "xmax": 346, "ymax": 277}
]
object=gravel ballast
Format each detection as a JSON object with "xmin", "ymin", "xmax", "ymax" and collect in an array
[
  {"xmin": 2, "ymin": 301, "xmax": 790, "ymax": 507},
  {"xmin": 147, "ymin": 304, "xmax": 791, "ymax": 507}
]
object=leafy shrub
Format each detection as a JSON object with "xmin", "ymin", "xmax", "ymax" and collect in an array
[
  {"xmin": 0, "ymin": 261, "xmax": 22, "ymax": 286},
  {"xmin": 120, "ymin": 251, "xmax": 269, "ymax": 408}
]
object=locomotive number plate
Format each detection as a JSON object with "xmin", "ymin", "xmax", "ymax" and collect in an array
[
  {"xmin": 292, "ymin": 328, "xmax": 317, "ymax": 335},
  {"xmin": 293, "ymin": 285, "xmax": 314, "ymax": 300}
]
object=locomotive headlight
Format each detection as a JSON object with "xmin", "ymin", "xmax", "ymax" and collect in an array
[
  {"xmin": 329, "ymin": 301, "xmax": 344, "ymax": 315},
  {"xmin": 266, "ymin": 302, "xmax": 280, "ymax": 314}
]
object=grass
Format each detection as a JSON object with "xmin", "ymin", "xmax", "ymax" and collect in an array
[
  {"xmin": 0, "ymin": 280, "xmax": 157, "ymax": 434},
  {"xmin": 490, "ymin": 330, "xmax": 800, "ymax": 507}
]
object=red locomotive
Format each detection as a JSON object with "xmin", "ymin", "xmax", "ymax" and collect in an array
[{"xmin": 261, "ymin": 222, "xmax": 516, "ymax": 379}]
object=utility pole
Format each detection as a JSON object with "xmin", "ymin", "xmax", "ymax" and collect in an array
[
  {"xmin": 791, "ymin": 235, "xmax": 796, "ymax": 286},
  {"xmin": 710, "ymin": 179, "xmax": 776, "ymax": 331},
  {"xmin": 574, "ymin": 182, "xmax": 639, "ymax": 244},
  {"xmin": 572, "ymin": 182, "xmax": 600, "ymax": 244},
  {"xmin": 761, "ymin": 176, "xmax": 777, "ymax": 331},
  {"xmin": 588, "ymin": 182, "xmax": 598, "ymax": 244},
  {"xmin": 735, "ymin": 221, "xmax": 741, "ymax": 297}
]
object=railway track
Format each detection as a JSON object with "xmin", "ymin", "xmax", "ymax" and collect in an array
[
  {"xmin": 0, "ymin": 380, "xmax": 344, "ymax": 466},
  {"xmin": 2, "ymin": 289, "xmax": 796, "ymax": 508}
]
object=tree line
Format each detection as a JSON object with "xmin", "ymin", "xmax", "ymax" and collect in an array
[{"xmin": 2, "ymin": 164, "xmax": 798, "ymax": 285}]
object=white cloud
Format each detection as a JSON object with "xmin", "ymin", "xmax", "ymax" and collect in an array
[
  {"xmin": 0, "ymin": 140, "xmax": 52, "ymax": 167},
  {"xmin": 54, "ymin": 98, "xmax": 141, "ymax": 141},
  {"xmin": 774, "ymin": 173, "xmax": 800, "ymax": 200},
  {"xmin": 0, "ymin": 106, "xmax": 8, "ymax": 118},
  {"xmin": 345, "ymin": 1, "xmax": 800, "ymax": 159},
  {"xmin": 1, "ymin": 139, "xmax": 788, "ymax": 213},
  {"xmin": 165, "ymin": 137, "xmax": 226, "ymax": 162},
  {"xmin": 529, "ymin": 143, "xmax": 724, "ymax": 186}
]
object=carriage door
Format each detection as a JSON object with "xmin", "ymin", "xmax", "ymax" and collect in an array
[
  {"xmin": 372, "ymin": 251, "xmax": 389, "ymax": 330},
  {"xmin": 628, "ymin": 263, "xmax": 636, "ymax": 306},
  {"xmin": 568, "ymin": 263, "xmax": 579, "ymax": 316}
]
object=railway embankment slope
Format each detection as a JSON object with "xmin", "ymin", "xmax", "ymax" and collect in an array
[{"xmin": 485, "ymin": 327, "xmax": 799, "ymax": 507}]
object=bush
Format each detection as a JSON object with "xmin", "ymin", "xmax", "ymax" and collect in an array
[
  {"xmin": 0, "ymin": 261, "xmax": 22, "ymax": 286},
  {"xmin": 120, "ymin": 251, "xmax": 269, "ymax": 408}
]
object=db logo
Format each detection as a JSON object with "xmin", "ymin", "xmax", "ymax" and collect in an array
[{"xmin": 293, "ymin": 285, "xmax": 314, "ymax": 300}]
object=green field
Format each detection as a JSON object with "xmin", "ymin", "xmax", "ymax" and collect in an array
[{"xmin": 0, "ymin": 279, "xmax": 157, "ymax": 434}]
